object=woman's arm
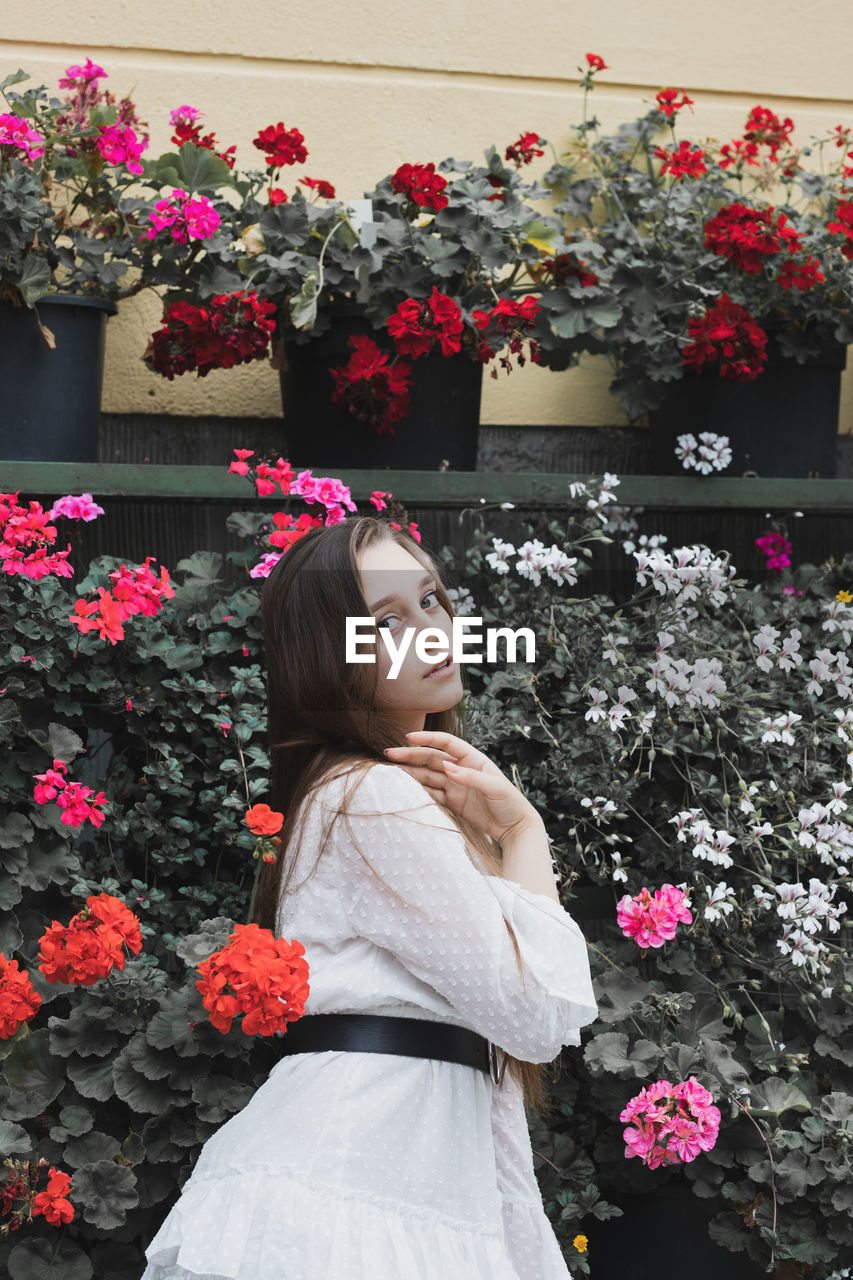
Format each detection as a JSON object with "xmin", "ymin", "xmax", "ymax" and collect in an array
[
  {"xmin": 325, "ymin": 763, "xmax": 598, "ymax": 1062},
  {"xmin": 498, "ymin": 811, "xmax": 561, "ymax": 903}
]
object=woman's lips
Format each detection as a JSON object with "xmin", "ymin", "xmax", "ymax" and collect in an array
[{"xmin": 425, "ymin": 659, "xmax": 456, "ymax": 679}]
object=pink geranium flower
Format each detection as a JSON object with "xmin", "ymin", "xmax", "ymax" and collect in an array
[
  {"xmin": 617, "ymin": 883, "xmax": 693, "ymax": 948},
  {"xmin": 58, "ymin": 59, "xmax": 107, "ymax": 88},
  {"xmin": 47, "ymin": 493, "xmax": 105, "ymax": 522},
  {"xmin": 96, "ymin": 123, "xmax": 146, "ymax": 174},
  {"xmin": 621, "ymin": 1077, "xmax": 721, "ymax": 1168},
  {"xmin": 0, "ymin": 114, "xmax": 45, "ymax": 162},
  {"xmin": 143, "ymin": 188, "xmax": 221, "ymax": 243}
]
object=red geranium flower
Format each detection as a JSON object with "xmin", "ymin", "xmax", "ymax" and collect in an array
[
  {"xmin": 585, "ymin": 53, "xmax": 608, "ymax": 71},
  {"xmin": 195, "ymin": 922, "xmax": 309, "ymax": 1037},
  {"xmin": 828, "ymin": 200, "xmax": 853, "ymax": 259},
  {"xmin": 505, "ymin": 131, "xmax": 545, "ymax": 167},
  {"xmin": 681, "ymin": 294, "xmax": 768, "ymax": 382},
  {"xmin": 471, "ymin": 296, "xmax": 541, "ymax": 372},
  {"xmin": 542, "ymin": 254, "xmax": 598, "ymax": 288},
  {"xmin": 144, "ymin": 291, "xmax": 277, "ymax": 380},
  {"xmin": 245, "ymin": 803, "xmax": 285, "ymax": 836},
  {"xmin": 330, "ymin": 335, "xmax": 413, "ymax": 435},
  {"xmin": 269, "ymin": 188, "xmax": 288, "ymax": 205},
  {"xmin": 777, "ymin": 254, "xmax": 825, "ymax": 290},
  {"xmin": 704, "ymin": 202, "xmax": 802, "ymax": 273},
  {"xmin": 253, "ymin": 122, "xmax": 308, "ymax": 169},
  {"xmin": 0, "ymin": 953, "xmax": 42, "ymax": 1039},
  {"xmin": 32, "ymin": 1167, "xmax": 75, "ymax": 1227},
  {"xmin": 390, "ymin": 162, "xmax": 448, "ymax": 212},
  {"xmin": 299, "ymin": 176, "xmax": 336, "ymax": 199},
  {"xmin": 655, "ymin": 88, "xmax": 694, "ymax": 118},
  {"xmin": 743, "ymin": 105, "xmax": 794, "ymax": 153},
  {"xmin": 37, "ymin": 893, "xmax": 143, "ymax": 986},
  {"xmin": 655, "ymin": 140, "xmax": 707, "ymax": 179},
  {"xmin": 718, "ymin": 137, "xmax": 761, "ymax": 170},
  {"xmin": 387, "ymin": 288, "xmax": 464, "ymax": 358}
]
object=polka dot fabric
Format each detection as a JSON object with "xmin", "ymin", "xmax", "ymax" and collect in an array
[{"xmin": 142, "ymin": 762, "xmax": 598, "ymax": 1280}]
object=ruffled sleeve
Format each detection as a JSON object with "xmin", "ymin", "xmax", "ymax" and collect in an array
[{"xmin": 325, "ymin": 762, "xmax": 598, "ymax": 1062}]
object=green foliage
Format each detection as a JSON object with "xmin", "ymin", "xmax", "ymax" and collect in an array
[
  {"xmin": 0, "ymin": 67, "xmax": 237, "ymax": 309},
  {"xmin": 0, "ymin": 506, "xmax": 280, "ymax": 1273},
  {"xmin": 1, "ymin": 473, "xmax": 852, "ymax": 1277},
  {"xmin": 543, "ymin": 73, "xmax": 853, "ymax": 419},
  {"xmin": 439, "ymin": 483, "xmax": 852, "ymax": 1275}
]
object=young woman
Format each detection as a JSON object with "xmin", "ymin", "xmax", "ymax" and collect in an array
[{"xmin": 142, "ymin": 514, "xmax": 598, "ymax": 1280}]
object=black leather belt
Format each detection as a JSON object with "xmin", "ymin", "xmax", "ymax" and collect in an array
[{"xmin": 275, "ymin": 1013, "xmax": 503, "ymax": 1083}]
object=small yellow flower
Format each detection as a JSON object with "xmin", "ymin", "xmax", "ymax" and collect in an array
[
  {"xmin": 573, "ymin": 1234, "xmax": 589, "ymax": 1253},
  {"xmin": 837, "ymin": 589, "xmax": 853, "ymax": 603}
]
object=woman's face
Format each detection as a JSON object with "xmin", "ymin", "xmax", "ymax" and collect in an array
[{"xmin": 357, "ymin": 539, "xmax": 463, "ymax": 734}]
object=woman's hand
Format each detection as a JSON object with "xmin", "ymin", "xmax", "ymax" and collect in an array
[{"xmin": 383, "ymin": 729, "xmax": 538, "ymax": 845}]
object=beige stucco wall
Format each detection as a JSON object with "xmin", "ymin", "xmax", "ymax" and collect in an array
[{"xmin": 4, "ymin": 1, "xmax": 853, "ymax": 431}]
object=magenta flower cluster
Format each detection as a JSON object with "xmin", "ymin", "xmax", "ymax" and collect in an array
[
  {"xmin": 47, "ymin": 493, "xmax": 105, "ymax": 522},
  {"xmin": 32, "ymin": 759, "xmax": 108, "ymax": 830},
  {"xmin": 620, "ymin": 1077, "xmax": 722, "ymax": 1168},
  {"xmin": 142, "ymin": 188, "xmax": 221, "ymax": 244},
  {"xmin": 96, "ymin": 122, "xmax": 146, "ymax": 175},
  {"xmin": 616, "ymin": 883, "xmax": 693, "ymax": 948},
  {"xmin": 0, "ymin": 114, "xmax": 45, "ymax": 162}
]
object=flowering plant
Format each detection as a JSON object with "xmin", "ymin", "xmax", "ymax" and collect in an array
[
  {"xmin": 0, "ymin": 60, "xmax": 237, "ymax": 326},
  {"xmin": 143, "ymin": 117, "xmax": 580, "ymax": 431},
  {"xmin": 538, "ymin": 53, "xmax": 853, "ymax": 418},
  {"xmin": 439, "ymin": 476, "xmax": 852, "ymax": 1275},
  {"xmin": 620, "ymin": 1076, "xmax": 722, "ymax": 1169}
]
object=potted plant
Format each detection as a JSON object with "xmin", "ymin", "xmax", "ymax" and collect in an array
[
  {"xmin": 536, "ymin": 53, "xmax": 853, "ymax": 478},
  {"xmin": 142, "ymin": 122, "xmax": 579, "ymax": 470},
  {"xmin": 0, "ymin": 61, "xmax": 237, "ymax": 462}
]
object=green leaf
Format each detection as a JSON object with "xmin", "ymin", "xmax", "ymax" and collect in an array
[
  {"xmin": 175, "ymin": 142, "xmax": 233, "ymax": 192},
  {"xmin": 0, "ymin": 70, "xmax": 30, "ymax": 92},
  {"xmin": 146, "ymin": 1000, "xmax": 200, "ymax": 1057},
  {"xmin": 583, "ymin": 1031, "xmax": 633, "ymax": 1076},
  {"xmin": 49, "ymin": 1104, "xmax": 94, "ymax": 1141},
  {"xmin": 775, "ymin": 1149, "xmax": 824, "ymax": 1198},
  {"xmin": 176, "ymin": 550, "xmax": 224, "ymax": 584},
  {"xmin": 749, "ymin": 1078, "xmax": 812, "ymax": 1117},
  {"xmin": 63, "ymin": 1129, "xmax": 121, "ymax": 1167},
  {"xmin": 17, "ymin": 255, "xmax": 52, "ymax": 307},
  {"xmin": 290, "ymin": 270, "xmax": 319, "ymax": 330},
  {"xmin": 66, "ymin": 1053, "xmax": 117, "ymax": 1102},
  {"xmin": 48, "ymin": 1001, "xmax": 124, "ymax": 1059},
  {"xmin": 0, "ymin": 812, "xmax": 33, "ymax": 851},
  {"xmin": 45, "ymin": 722, "xmax": 85, "ymax": 761},
  {"xmin": 707, "ymin": 1211, "xmax": 748, "ymax": 1254},
  {"xmin": 112, "ymin": 1044, "xmax": 184, "ymax": 1115},
  {"xmin": 699, "ymin": 1036, "xmax": 749, "ymax": 1087},
  {"xmin": 0, "ymin": 1118, "xmax": 32, "ymax": 1156},
  {"xmin": 2, "ymin": 1027, "xmax": 65, "ymax": 1106},
  {"xmin": 191, "ymin": 1074, "xmax": 255, "ymax": 1123},
  {"xmin": 174, "ymin": 917, "xmax": 237, "ymax": 966},
  {"xmin": 8, "ymin": 1238, "xmax": 93, "ymax": 1280},
  {"xmin": 69, "ymin": 1160, "xmax": 138, "ymax": 1230},
  {"xmin": 820, "ymin": 1091, "xmax": 853, "ymax": 1124}
]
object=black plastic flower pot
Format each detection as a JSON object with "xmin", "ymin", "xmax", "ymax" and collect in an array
[
  {"xmin": 0, "ymin": 293, "xmax": 117, "ymax": 462},
  {"xmin": 278, "ymin": 303, "xmax": 482, "ymax": 471},
  {"xmin": 646, "ymin": 328, "xmax": 847, "ymax": 479}
]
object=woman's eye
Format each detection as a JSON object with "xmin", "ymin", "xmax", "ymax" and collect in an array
[{"xmin": 377, "ymin": 591, "xmax": 439, "ymax": 630}]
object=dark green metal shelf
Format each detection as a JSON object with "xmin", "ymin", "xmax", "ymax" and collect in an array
[{"xmin": 3, "ymin": 462, "xmax": 853, "ymax": 510}]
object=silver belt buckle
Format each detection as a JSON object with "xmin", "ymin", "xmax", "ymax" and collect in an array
[{"xmin": 488, "ymin": 1041, "xmax": 501, "ymax": 1084}]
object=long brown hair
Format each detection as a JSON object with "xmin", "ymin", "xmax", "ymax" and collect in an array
[{"xmin": 251, "ymin": 513, "xmax": 559, "ymax": 1116}]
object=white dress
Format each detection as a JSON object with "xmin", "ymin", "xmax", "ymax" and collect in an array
[{"xmin": 142, "ymin": 761, "xmax": 598, "ymax": 1280}]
